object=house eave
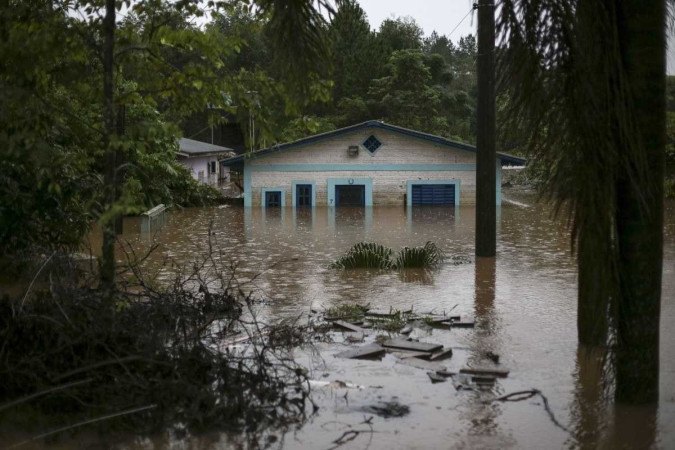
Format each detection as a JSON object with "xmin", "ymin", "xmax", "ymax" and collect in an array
[{"xmin": 220, "ymin": 120, "xmax": 527, "ymax": 167}]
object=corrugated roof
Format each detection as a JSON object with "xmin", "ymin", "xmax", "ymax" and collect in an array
[
  {"xmin": 221, "ymin": 120, "xmax": 526, "ymax": 167},
  {"xmin": 178, "ymin": 138, "xmax": 235, "ymax": 157}
]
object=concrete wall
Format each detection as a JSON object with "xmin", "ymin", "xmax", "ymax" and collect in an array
[
  {"xmin": 245, "ymin": 128, "xmax": 500, "ymax": 206},
  {"xmin": 178, "ymin": 155, "xmax": 230, "ymax": 186}
]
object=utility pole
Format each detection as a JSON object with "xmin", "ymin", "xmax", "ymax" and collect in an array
[{"xmin": 475, "ymin": 0, "xmax": 496, "ymax": 257}]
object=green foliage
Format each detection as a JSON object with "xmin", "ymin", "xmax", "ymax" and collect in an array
[
  {"xmin": 280, "ymin": 115, "xmax": 336, "ymax": 142},
  {"xmin": 392, "ymin": 242, "xmax": 443, "ymax": 269},
  {"xmin": 368, "ymin": 50, "xmax": 449, "ymax": 136},
  {"xmin": 330, "ymin": 242, "xmax": 394, "ymax": 269},
  {"xmin": 1, "ymin": 0, "xmax": 336, "ymax": 259},
  {"xmin": 328, "ymin": 0, "xmax": 376, "ymax": 101},
  {"xmin": 376, "ymin": 16, "xmax": 424, "ymax": 53},
  {"xmin": 331, "ymin": 241, "xmax": 444, "ymax": 271},
  {"xmin": 325, "ymin": 303, "xmax": 368, "ymax": 321},
  {"xmin": 228, "ymin": 6, "xmax": 480, "ymax": 143},
  {"xmin": 0, "ymin": 254, "xmax": 310, "ymax": 438}
]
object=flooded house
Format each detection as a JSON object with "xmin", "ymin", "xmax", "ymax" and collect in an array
[
  {"xmin": 177, "ymin": 138, "xmax": 235, "ymax": 186},
  {"xmin": 221, "ymin": 121, "xmax": 525, "ymax": 207}
]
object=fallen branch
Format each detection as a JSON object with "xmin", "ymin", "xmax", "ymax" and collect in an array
[
  {"xmin": 490, "ymin": 389, "xmax": 570, "ymax": 434},
  {"xmin": 0, "ymin": 378, "xmax": 92, "ymax": 413},
  {"xmin": 327, "ymin": 416, "xmax": 375, "ymax": 450},
  {"xmin": 8, "ymin": 404, "xmax": 157, "ymax": 448}
]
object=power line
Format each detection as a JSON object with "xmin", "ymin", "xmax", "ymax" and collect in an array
[{"xmin": 448, "ymin": 4, "xmax": 478, "ymax": 38}]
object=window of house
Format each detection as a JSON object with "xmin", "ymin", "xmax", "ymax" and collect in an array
[{"xmin": 209, "ymin": 161, "xmax": 217, "ymax": 174}]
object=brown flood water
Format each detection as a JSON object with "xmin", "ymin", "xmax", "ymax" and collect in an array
[{"xmin": 84, "ymin": 192, "xmax": 675, "ymax": 448}]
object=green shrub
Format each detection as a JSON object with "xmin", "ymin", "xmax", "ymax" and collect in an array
[
  {"xmin": 392, "ymin": 242, "xmax": 443, "ymax": 269},
  {"xmin": 331, "ymin": 242, "xmax": 445, "ymax": 271},
  {"xmin": 330, "ymin": 242, "xmax": 393, "ymax": 269}
]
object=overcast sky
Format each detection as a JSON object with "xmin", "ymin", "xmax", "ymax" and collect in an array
[{"xmin": 357, "ymin": 0, "xmax": 675, "ymax": 74}]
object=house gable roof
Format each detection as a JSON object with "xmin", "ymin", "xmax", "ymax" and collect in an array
[
  {"xmin": 178, "ymin": 138, "xmax": 235, "ymax": 158},
  {"xmin": 220, "ymin": 120, "xmax": 526, "ymax": 167}
]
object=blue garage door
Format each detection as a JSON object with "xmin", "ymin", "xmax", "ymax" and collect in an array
[{"xmin": 411, "ymin": 184, "xmax": 455, "ymax": 205}]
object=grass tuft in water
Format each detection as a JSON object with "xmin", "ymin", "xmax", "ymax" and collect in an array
[
  {"xmin": 325, "ymin": 303, "xmax": 369, "ymax": 321},
  {"xmin": 330, "ymin": 242, "xmax": 393, "ymax": 269},
  {"xmin": 392, "ymin": 242, "xmax": 443, "ymax": 269}
]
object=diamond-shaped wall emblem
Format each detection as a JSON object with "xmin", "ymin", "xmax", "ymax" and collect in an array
[{"xmin": 362, "ymin": 135, "xmax": 382, "ymax": 154}]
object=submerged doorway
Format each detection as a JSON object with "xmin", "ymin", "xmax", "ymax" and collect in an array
[{"xmin": 335, "ymin": 185, "xmax": 365, "ymax": 207}]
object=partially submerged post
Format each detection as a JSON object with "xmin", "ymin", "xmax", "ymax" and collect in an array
[{"xmin": 475, "ymin": 0, "xmax": 496, "ymax": 257}]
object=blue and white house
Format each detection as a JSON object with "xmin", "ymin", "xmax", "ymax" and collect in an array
[{"xmin": 221, "ymin": 121, "xmax": 525, "ymax": 207}]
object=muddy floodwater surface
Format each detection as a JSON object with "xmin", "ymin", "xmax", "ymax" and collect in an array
[{"xmin": 95, "ymin": 192, "xmax": 674, "ymax": 449}]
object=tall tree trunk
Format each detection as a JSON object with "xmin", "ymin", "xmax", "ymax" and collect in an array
[
  {"xmin": 100, "ymin": 0, "xmax": 117, "ymax": 291},
  {"xmin": 577, "ymin": 224, "xmax": 611, "ymax": 346},
  {"xmin": 475, "ymin": 0, "xmax": 496, "ymax": 257},
  {"xmin": 614, "ymin": 0, "xmax": 665, "ymax": 404}
]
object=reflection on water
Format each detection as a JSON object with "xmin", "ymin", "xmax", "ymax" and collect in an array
[{"xmin": 108, "ymin": 194, "xmax": 675, "ymax": 449}]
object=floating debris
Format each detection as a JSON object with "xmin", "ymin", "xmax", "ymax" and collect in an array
[
  {"xmin": 427, "ymin": 371, "xmax": 447, "ymax": 383},
  {"xmin": 308, "ymin": 380, "xmax": 365, "ymax": 389},
  {"xmin": 460, "ymin": 367, "xmax": 510, "ymax": 378},
  {"xmin": 452, "ymin": 373, "xmax": 476, "ymax": 391},
  {"xmin": 389, "ymin": 350, "xmax": 430, "ymax": 360},
  {"xmin": 333, "ymin": 320, "xmax": 366, "ymax": 333},
  {"xmin": 427, "ymin": 315, "xmax": 461, "ymax": 324},
  {"xmin": 363, "ymin": 400, "xmax": 410, "ymax": 418},
  {"xmin": 451, "ymin": 319, "xmax": 475, "ymax": 328},
  {"xmin": 435, "ymin": 369, "xmax": 456, "ymax": 378},
  {"xmin": 396, "ymin": 357, "xmax": 447, "ymax": 372},
  {"xmin": 428, "ymin": 348, "xmax": 453, "ymax": 361},
  {"xmin": 335, "ymin": 343, "xmax": 386, "ymax": 359},
  {"xmin": 485, "ymin": 351, "xmax": 500, "ymax": 364},
  {"xmin": 382, "ymin": 338, "xmax": 442, "ymax": 353},
  {"xmin": 344, "ymin": 332, "xmax": 365, "ymax": 343}
]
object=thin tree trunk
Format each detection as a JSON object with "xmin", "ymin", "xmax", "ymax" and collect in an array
[
  {"xmin": 475, "ymin": 0, "xmax": 496, "ymax": 257},
  {"xmin": 614, "ymin": 0, "xmax": 665, "ymax": 404},
  {"xmin": 100, "ymin": 0, "xmax": 117, "ymax": 291}
]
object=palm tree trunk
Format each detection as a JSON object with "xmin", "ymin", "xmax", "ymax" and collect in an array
[
  {"xmin": 614, "ymin": 0, "xmax": 665, "ymax": 404},
  {"xmin": 577, "ymin": 225, "xmax": 611, "ymax": 347}
]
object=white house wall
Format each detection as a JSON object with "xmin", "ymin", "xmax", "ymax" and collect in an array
[
  {"xmin": 245, "ymin": 128, "xmax": 501, "ymax": 206},
  {"xmin": 179, "ymin": 155, "xmax": 229, "ymax": 185}
]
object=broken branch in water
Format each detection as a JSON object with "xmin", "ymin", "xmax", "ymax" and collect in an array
[
  {"xmin": 328, "ymin": 416, "xmax": 376, "ymax": 450},
  {"xmin": 491, "ymin": 389, "xmax": 570, "ymax": 434},
  {"xmin": 8, "ymin": 404, "xmax": 157, "ymax": 448}
]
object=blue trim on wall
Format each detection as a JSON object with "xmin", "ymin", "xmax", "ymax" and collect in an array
[
  {"xmin": 261, "ymin": 187, "xmax": 286, "ymax": 207},
  {"xmin": 243, "ymin": 160, "xmax": 252, "ymax": 207},
  {"xmin": 250, "ymin": 163, "xmax": 476, "ymax": 172},
  {"xmin": 291, "ymin": 180, "xmax": 317, "ymax": 207},
  {"xmin": 406, "ymin": 179, "xmax": 461, "ymax": 206},
  {"xmin": 327, "ymin": 178, "xmax": 373, "ymax": 206}
]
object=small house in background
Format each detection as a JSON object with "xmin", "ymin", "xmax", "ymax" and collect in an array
[
  {"xmin": 177, "ymin": 138, "xmax": 235, "ymax": 186},
  {"xmin": 221, "ymin": 121, "xmax": 525, "ymax": 207}
]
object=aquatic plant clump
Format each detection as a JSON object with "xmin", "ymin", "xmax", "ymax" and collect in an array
[
  {"xmin": 331, "ymin": 241, "xmax": 444, "ymax": 271},
  {"xmin": 330, "ymin": 242, "xmax": 393, "ymax": 269},
  {"xmin": 392, "ymin": 242, "xmax": 443, "ymax": 269},
  {"xmin": 325, "ymin": 303, "xmax": 369, "ymax": 321}
]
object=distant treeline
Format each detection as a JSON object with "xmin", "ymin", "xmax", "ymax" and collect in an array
[{"xmin": 211, "ymin": 1, "xmax": 479, "ymax": 146}]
